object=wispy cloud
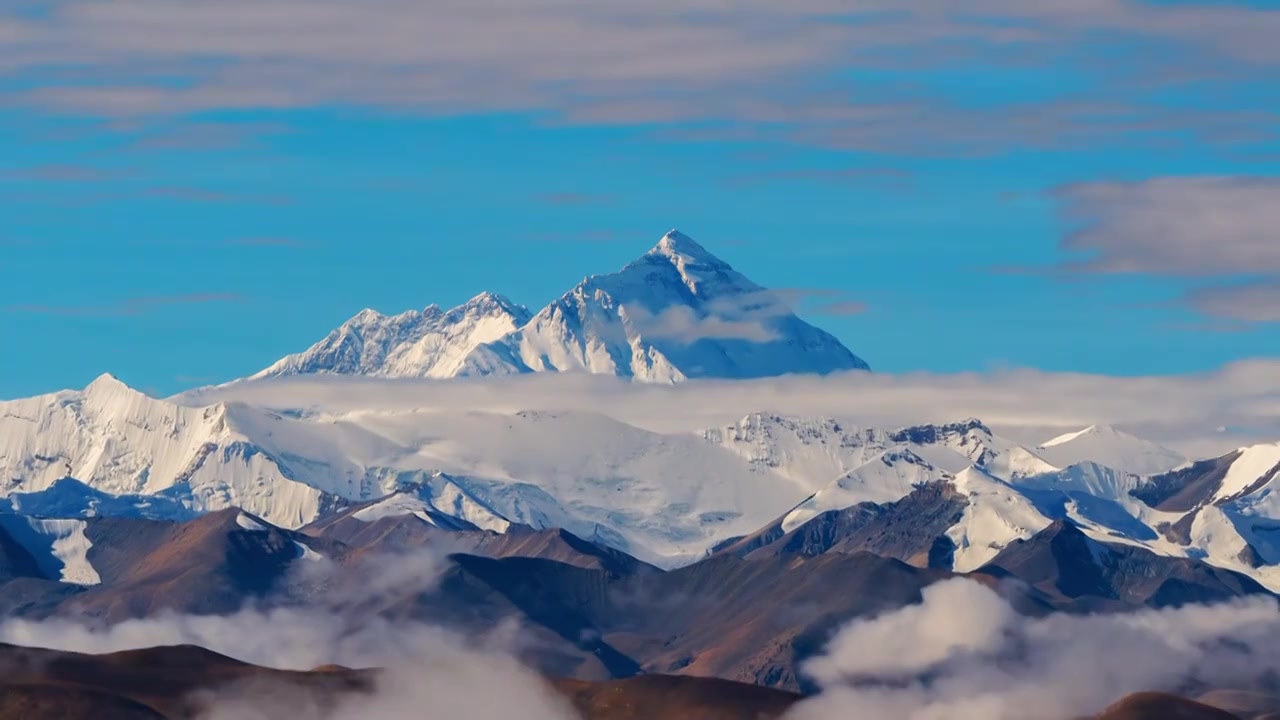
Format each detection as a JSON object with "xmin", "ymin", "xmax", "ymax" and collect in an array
[
  {"xmin": 6, "ymin": 293, "xmax": 244, "ymax": 318},
  {"xmin": 535, "ymin": 192, "xmax": 614, "ymax": 206},
  {"xmin": 2, "ymin": 164, "xmax": 129, "ymax": 182},
  {"xmin": 1185, "ymin": 282, "xmax": 1280, "ymax": 324},
  {"xmin": 144, "ymin": 186, "xmax": 291, "ymax": 205},
  {"xmin": 2, "ymin": 1, "xmax": 1278, "ymax": 155},
  {"xmin": 226, "ymin": 237, "xmax": 306, "ymax": 248},
  {"xmin": 1052, "ymin": 176, "xmax": 1280, "ymax": 277},
  {"xmin": 1033, "ymin": 176, "xmax": 1280, "ymax": 324},
  {"xmin": 814, "ymin": 300, "xmax": 869, "ymax": 317},
  {"xmin": 726, "ymin": 167, "xmax": 913, "ymax": 191},
  {"xmin": 128, "ymin": 121, "xmax": 289, "ymax": 151},
  {"xmin": 526, "ymin": 230, "xmax": 620, "ymax": 244}
]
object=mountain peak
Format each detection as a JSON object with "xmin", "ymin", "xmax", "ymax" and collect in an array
[
  {"xmin": 645, "ymin": 230, "xmax": 735, "ymax": 280},
  {"xmin": 1036, "ymin": 424, "xmax": 1186, "ymax": 477},
  {"xmin": 84, "ymin": 373, "xmax": 130, "ymax": 396},
  {"xmin": 81, "ymin": 372, "xmax": 149, "ymax": 408},
  {"xmin": 458, "ymin": 291, "xmax": 525, "ymax": 317},
  {"xmin": 1041, "ymin": 424, "xmax": 1141, "ymax": 448},
  {"xmin": 650, "ymin": 229, "xmax": 716, "ymax": 260},
  {"xmin": 251, "ymin": 228, "xmax": 869, "ymax": 382}
]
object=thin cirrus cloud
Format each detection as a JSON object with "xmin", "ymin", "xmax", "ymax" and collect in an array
[
  {"xmin": 127, "ymin": 121, "xmax": 290, "ymax": 151},
  {"xmin": 142, "ymin": 185, "xmax": 292, "ymax": 205},
  {"xmin": 2, "ymin": 1, "xmax": 1279, "ymax": 155},
  {"xmin": 527, "ymin": 230, "xmax": 620, "ymax": 244},
  {"xmin": 534, "ymin": 192, "xmax": 614, "ymax": 206},
  {"xmin": 5, "ymin": 293, "xmax": 244, "ymax": 318},
  {"xmin": 1041, "ymin": 176, "xmax": 1280, "ymax": 324},
  {"xmin": 1, "ymin": 164, "xmax": 130, "ymax": 182},
  {"xmin": 725, "ymin": 167, "xmax": 914, "ymax": 191},
  {"xmin": 1053, "ymin": 176, "xmax": 1280, "ymax": 277},
  {"xmin": 1184, "ymin": 282, "xmax": 1280, "ymax": 324},
  {"xmin": 814, "ymin": 300, "xmax": 869, "ymax": 317},
  {"xmin": 226, "ymin": 237, "xmax": 306, "ymax": 248}
]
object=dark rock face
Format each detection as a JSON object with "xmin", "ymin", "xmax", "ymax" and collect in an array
[
  {"xmin": 0, "ymin": 642, "xmax": 801, "ymax": 720},
  {"xmin": 1096, "ymin": 692, "xmax": 1245, "ymax": 720},
  {"xmin": 981, "ymin": 519, "xmax": 1267, "ymax": 607},
  {"xmin": 0, "ymin": 504, "xmax": 1270, "ymax": 696},
  {"xmin": 888, "ymin": 418, "xmax": 991, "ymax": 445},
  {"xmin": 715, "ymin": 481, "xmax": 967, "ymax": 569},
  {"xmin": 0, "ymin": 642, "xmax": 1271, "ymax": 720},
  {"xmin": 1131, "ymin": 452, "xmax": 1241, "ymax": 512}
]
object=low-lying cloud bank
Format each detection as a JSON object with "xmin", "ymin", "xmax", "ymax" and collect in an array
[
  {"xmin": 792, "ymin": 579, "xmax": 1280, "ymax": 720},
  {"xmin": 1, "ymin": 551, "xmax": 1280, "ymax": 719},
  {"xmin": 183, "ymin": 360, "xmax": 1280, "ymax": 456},
  {"xmin": 0, "ymin": 551, "xmax": 582, "ymax": 720}
]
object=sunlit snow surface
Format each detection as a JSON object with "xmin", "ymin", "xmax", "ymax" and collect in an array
[{"xmin": 4, "ymin": 347, "xmax": 1280, "ymax": 592}]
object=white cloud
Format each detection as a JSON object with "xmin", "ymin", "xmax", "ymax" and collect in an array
[
  {"xmin": 181, "ymin": 360, "xmax": 1280, "ymax": 457},
  {"xmin": 623, "ymin": 304, "xmax": 779, "ymax": 344},
  {"xmin": 621, "ymin": 289, "xmax": 840, "ymax": 343},
  {"xmin": 787, "ymin": 578, "xmax": 1280, "ymax": 720},
  {"xmin": 1049, "ymin": 177, "xmax": 1280, "ymax": 324},
  {"xmin": 1186, "ymin": 282, "xmax": 1280, "ymax": 324},
  {"xmin": 0, "ymin": 551, "xmax": 580, "ymax": 720},
  {"xmin": 1056, "ymin": 177, "xmax": 1280, "ymax": 277},
  {"xmin": 3, "ymin": 1, "xmax": 1279, "ymax": 153}
]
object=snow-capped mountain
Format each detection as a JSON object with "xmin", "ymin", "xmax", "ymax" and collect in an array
[
  {"xmin": 946, "ymin": 466, "xmax": 1055, "ymax": 571},
  {"xmin": 0, "ymin": 378, "xmax": 824, "ymax": 563},
  {"xmin": 0, "ymin": 514, "xmax": 100, "ymax": 585},
  {"xmin": 779, "ymin": 448, "xmax": 953, "ymax": 532},
  {"xmin": 0, "ymin": 374, "xmax": 338, "ymax": 528},
  {"xmin": 253, "ymin": 292, "xmax": 533, "ymax": 380},
  {"xmin": 7, "ymin": 371, "xmax": 1280, "ymax": 587},
  {"xmin": 702, "ymin": 414, "xmax": 1055, "ymax": 487},
  {"xmin": 251, "ymin": 230, "xmax": 870, "ymax": 383},
  {"xmin": 1035, "ymin": 424, "xmax": 1187, "ymax": 476}
]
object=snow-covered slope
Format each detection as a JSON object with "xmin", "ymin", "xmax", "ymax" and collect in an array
[
  {"xmin": 9, "ymin": 373, "xmax": 1280, "ymax": 586},
  {"xmin": 946, "ymin": 466, "xmax": 1054, "ymax": 572},
  {"xmin": 0, "ymin": 374, "xmax": 332, "ymax": 529},
  {"xmin": 780, "ymin": 448, "xmax": 953, "ymax": 532},
  {"xmin": 253, "ymin": 292, "xmax": 532, "ymax": 380},
  {"xmin": 703, "ymin": 415, "xmax": 1056, "ymax": 485},
  {"xmin": 1036, "ymin": 424, "xmax": 1187, "ymax": 476},
  {"xmin": 251, "ymin": 231, "xmax": 870, "ymax": 383},
  {"xmin": 0, "ymin": 379, "xmax": 828, "ymax": 563},
  {"xmin": 0, "ymin": 515, "xmax": 100, "ymax": 585}
]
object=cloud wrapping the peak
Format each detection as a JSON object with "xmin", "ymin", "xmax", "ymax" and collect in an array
[
  {"xmin": 620, "ymin": 288, "xmax": 858, "ymax": 343},
  {"xmin": 624, "ymin": 303, "xmax": 779, "ymax": 343}
]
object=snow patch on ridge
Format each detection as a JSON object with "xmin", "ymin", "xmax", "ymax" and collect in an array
[
  {"xmin": 236, "ymin": 513, "xmax": 267, "ymax": 532},
  {"xmin": 0, "ymin": 516, "xmax": 101, "ymax": 586},
  {"xmin": 947, "ymin": 467, "xmax": 1053, "ymax": 572}
]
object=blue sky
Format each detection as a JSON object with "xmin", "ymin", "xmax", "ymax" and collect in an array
[{"xmin": 2, "ymin": 0, "xmax": 1279, "ymax": 398}]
